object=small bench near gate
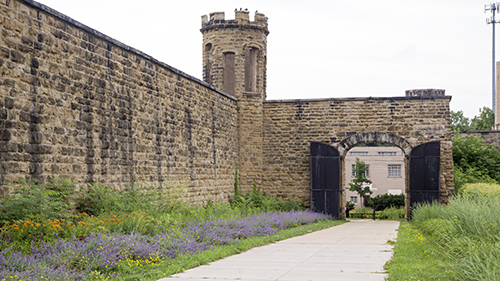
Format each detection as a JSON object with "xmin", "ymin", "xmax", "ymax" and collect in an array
[{"xmin": 345, "ymin": 204, "xmax": 386, "ymax": 220}]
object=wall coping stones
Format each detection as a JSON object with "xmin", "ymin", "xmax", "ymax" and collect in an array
[
  {"xmin": 459, "ymin": 130, "xmax": 500, "ymax": 134},
  {"xmin": 21, "ymin": 0, "xmax": 237, "ymax": 102},
  {"xmin": 458, "ymin": 130, "xmax": 500, "ymax": 147},
  {"xmin": 264, "ymin": 96, "xmax": 452, "ymax": 104}
]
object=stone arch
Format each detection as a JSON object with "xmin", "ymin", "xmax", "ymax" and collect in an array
[
  {"xmin": 336, "ymin": 131, "xmax": 412, "ymax": 157},
  {"xmin": 335, "ymin": 132, "xmax": 413, "ymax": 219}
]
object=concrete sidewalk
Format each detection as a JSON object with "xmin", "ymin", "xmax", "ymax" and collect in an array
[{"xmin": 158, "ymin": 220, "xmax": 400, "ymax": 281}]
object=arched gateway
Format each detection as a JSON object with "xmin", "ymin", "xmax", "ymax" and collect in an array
[
  {"xmin": 261, "ymin": 91, "xmax": 454, "ymax": 221},
  {"xmin": 310, "ymin": 132, "xmax": 441, "ymax": 219}
]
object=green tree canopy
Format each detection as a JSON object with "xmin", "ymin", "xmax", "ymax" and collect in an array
[
  {"xmin": 450, "ymin": 110, "xmax": 471, "ymax": 132},
  {"xmin": 348, "ymin": 158, "xmax": 373, "ymax": 203},
  {"xmin": 453, "ymin": 134, "xmax": 500, "ymax": 191},
  {"xmin": 451, "ymin": 107, "xmax": 494, "ymax": 133},
  {"xmin": 470, "ymin": 107, "xmax": 494, "ymax": 131}
]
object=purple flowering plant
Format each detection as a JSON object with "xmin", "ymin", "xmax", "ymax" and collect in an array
[{"xmin": 0, "ymin": 210, "xmax": 329, "ymax": 280}]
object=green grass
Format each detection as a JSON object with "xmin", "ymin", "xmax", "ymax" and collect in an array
[
  {"xmin": 108, "ymin": 219, "xmax": 345, "ymax": 281},
  {"xmin": 387, "ymin": 184, "xmax": 500, "ymax": 280},
  {"xmin": 385, "ymin": 222, "xmax": 456, "ymax": 280}
]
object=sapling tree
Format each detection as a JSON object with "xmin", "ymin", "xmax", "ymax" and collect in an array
[{"xmin": 349, "ymin": 157, "xmax": 373, "ymax": 207}]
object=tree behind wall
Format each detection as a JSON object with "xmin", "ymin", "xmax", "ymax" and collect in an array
[
  {"xmin": 349, "ymin": 157, "xmax": 373, "ymax": 207},
  {"xmin": 453, "ymin": 134, "xmax": 500, "ymax": 192},
  {"xmin": 451, "ymin": 107, "xmax": 494, "ymax": 132},
  {"xmin": 470, "ymin": 107, "xmax": 495, "ymax": 131}
]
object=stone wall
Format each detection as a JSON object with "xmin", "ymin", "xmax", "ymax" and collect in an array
[
  {"xmin": 0, "ymin": 0, "xmax": 238, "ymax": 200},
  {"xmin": 458, "ymin": 130, "xmax": 500, "ymax": 147},
  {"xmin": 262, "ymin": 96, "xmax": 454, "ymax": 206}
]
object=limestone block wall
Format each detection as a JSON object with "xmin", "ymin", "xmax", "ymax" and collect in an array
[
  {"xmin": 237, "ymin": 93, "xmax": 264, "ymax": 192},
  {"xmin": 262, "ymin": 96, "xmax": 454, "ymax": 206},
  {"xmin": 458, "ymin": 130, "xmax": 500, "ymax": 147},
  {"xmin": 0, "ymin": 0, "xmax": 238, "ymax": 200}
]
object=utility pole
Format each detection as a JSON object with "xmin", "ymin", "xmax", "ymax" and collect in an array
[{"xmin": 486, "ymin": 3, "xmax": 499, "ymax": 114}]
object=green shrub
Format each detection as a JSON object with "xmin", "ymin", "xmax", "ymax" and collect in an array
[
  {"xmin": 230, "ymin": 178, "xmax": 304, "ymax": 212},
  {"xmin": 452, "ymin": 134, "xmax": 500, "ymax": 192},
  {"xmin": 76, "ymin": 178, "xmax": 190, "ymax": 216},
  {"xmin": 411, "ymin": 200, "xmax": 448, "ymax": 224},
  {"xmin": 459, "ymin": 182, "xmax": 500, "ymax": 198},
  {"xmin": 454, "ymin": 167, "xmax": 497, "ymax": 193},
  {"xmin": 0, "ymin": 177, "xmax": 77, "ymax": 225},
  {"xmin": 76, "ymin": 183, "xmax": 123, "ymax": 216},
  {"xmin": 377, "ymin": 207, "xmax": 404, "ymax": 220},
  {"xmin": 368, "ymin": 193, "xmax": 405, "ymax": 209}
]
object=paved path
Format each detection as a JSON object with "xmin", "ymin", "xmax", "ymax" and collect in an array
[{"xmin": 158, "ymin": 220, "xmax": 400, "ymax": 281}]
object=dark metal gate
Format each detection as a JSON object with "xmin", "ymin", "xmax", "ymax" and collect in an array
[
  {"xmin": 409, "ymin": 141, "xmax": 440, "ymax": 217},
  {"xmin": 310, "ymin": 141, "xmax": 341, "ymax": 218}
]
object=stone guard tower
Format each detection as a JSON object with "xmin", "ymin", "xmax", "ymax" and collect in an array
[
  {"xmin": 201, "ymin": 10, "xmax": 269, "ymax": 191},
  {"xmin": 201, "ymin": 10, "xmax": 268, "ymax": 99}
]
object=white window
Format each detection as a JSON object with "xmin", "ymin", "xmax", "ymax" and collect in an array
[
  {"xmin": 350, "ymin": 196, "xmax": 358, "ymax": 204},
  {"xmin": 350, "ymin": 151, "xmax": 368, "ymax": 156},
  {"xmin": 352, "ymin": 164, "xmax": 369, "ymax": 178},
  {"xmin": 378, "ymin": 152, "xmax": 397, "ymax": 156},
  {"xmin": 388, "ymin": 164, "xmax": 402, "ymax": 177}
]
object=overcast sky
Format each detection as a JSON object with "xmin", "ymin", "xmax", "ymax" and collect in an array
[{"xmin": 38, "ymin": 0, "xmax": 495, "ymax": 118}]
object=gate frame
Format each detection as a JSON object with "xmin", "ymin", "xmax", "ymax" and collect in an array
[{"xmin": 311, "ymin": 131, "xmax": 443, "ymax": 220}]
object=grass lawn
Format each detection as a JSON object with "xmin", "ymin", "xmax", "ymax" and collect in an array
[
  {"xmin": 386, "ymin": 183, "xmax": 500, "ymax": 281},
  {"xmin": 385, "ymin": 222, "xmax": 455, "ymax": 280}
]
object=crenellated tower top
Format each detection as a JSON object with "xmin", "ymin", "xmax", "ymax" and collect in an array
[
  {"xmin": 201, "ymin": 10, "xmax": 269, "ymax": 34},
  {"xmin": 200, "ymin": 9, "xmax": 269, "ymax": 99}
]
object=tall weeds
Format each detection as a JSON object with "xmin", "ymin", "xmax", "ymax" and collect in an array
[{"xmin": 401, "ymin": 183, "xmax": 500, "ymax": 280}]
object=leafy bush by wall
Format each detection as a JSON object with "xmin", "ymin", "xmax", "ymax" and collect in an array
[
  {"xmin": 452, "ymin": 134, "xmax": 500, "ymax": 192},
  {"xmin": 368, "ymin": 194, "xmax": 405, "ymax": 209},
  {"xmin": 460, "ymin": 183, "xmax": 500, "ymax": 198}
]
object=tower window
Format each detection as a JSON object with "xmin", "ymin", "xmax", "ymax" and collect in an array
[
  {"xmin": 204, "ymin": 43, "xmax": 213, "ymax": 84},
  {"xmin": 224, "ymin": 52, "xmax": 235, "ymax": 96},
  {"xmin": 245, "ymin": 47, "xmax": 257, "ymax": 92}
]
